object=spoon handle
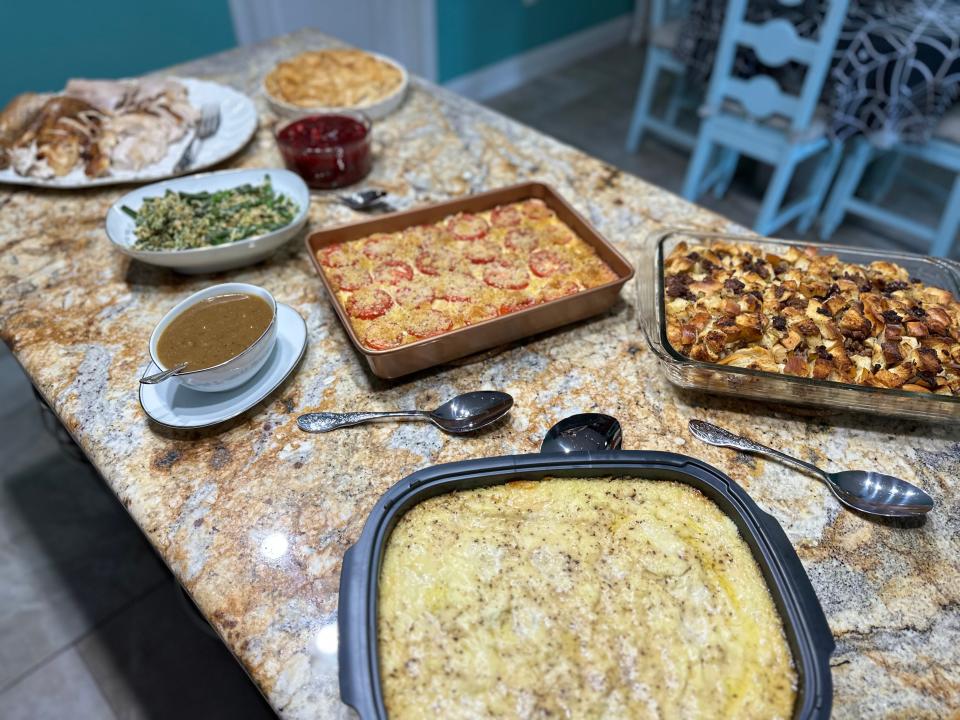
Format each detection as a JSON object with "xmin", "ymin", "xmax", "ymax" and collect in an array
[
  {"xmin": 140, "ymin": 362, "xmax": 187, "ymax": 385},
  {"xmin": 688, "ymin": 420, "xmax": 828, "ymax": 481},
  {"xmin": 297, "ymin": 410, "xmax": 428, "ymax": 433}
]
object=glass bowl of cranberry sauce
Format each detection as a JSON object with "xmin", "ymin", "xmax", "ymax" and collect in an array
[{"xmin": 275, "ymin": 112, "xmax": 373, "ymax": 189}]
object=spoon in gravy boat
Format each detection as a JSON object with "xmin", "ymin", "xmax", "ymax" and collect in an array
[
  {"xmin": 688, "ymin": 419, "xmax": 934, "ymax": 518},
  {"xmin": 297, "ymin": 391, "xmax": 513, "ymax": 434},
  {"xmin": 139, "ymin": 362, "xmax": 188, "ymax": 385}
]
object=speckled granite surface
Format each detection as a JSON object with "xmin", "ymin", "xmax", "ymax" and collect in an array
[{"xmin": 0, "ymin": 29, "xmax": 957, "ymax": 719}]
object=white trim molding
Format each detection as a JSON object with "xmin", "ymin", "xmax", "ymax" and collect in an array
[{"xmin": 443, "ymin": 14, "xmax": 633, "ymax": 101}]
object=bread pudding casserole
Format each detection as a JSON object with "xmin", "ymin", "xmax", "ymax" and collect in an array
[
  {"xmin": 664, "ymin": 240, "xmax": 960, "ymax": 394},
  {"xmin": 316, "ymin": 199, "xmax": 618, "ymax": 351},
  {"xmin": 378, "ymin": 478, "xmax": 797, "ymax": 719}
]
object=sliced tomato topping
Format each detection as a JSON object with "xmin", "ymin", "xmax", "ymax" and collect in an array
[
  {"xmin": 483, "ymin": 260, "xmax": 530, "ymax": 290},
  {"xmin": 374, "ymin": 260, "xmax": 414, "ymax": 285},
  {"xmin": 438, "ymin": 273, "xmax": 484, "ymax": 302},
  {"xmin": 490, "ymin": 204, "xmax": 523, "ymax": 227},
  {"xmin": 499, "ymin": 294, "xmax": 537, "ymax": 315},
  {"xmin": 463, "ymin": 239, "xmax": 499, "ymax": 264},
  {"xmin": 543, "ymin": 225, "xmax": 573, "ymax": 245},
  {"xmin": 329, "ymin": 265, "xmax": 371, "ymax": 291},
  {"xmin": 541, "ymin": 279, "xmax": 581, "ymax": 301},
  {"xmin": 415, "ymin": 249, "xmax": 459, "ymax": 276},
  {"xmin": 521, "ymin": 198, "xmax": 554, "ymax": 220},
  {"xmin": 318, "ymin": 243, "xmax": 354, "ymax": 268},
  {"xmin": 529, "ymin": 248, "xmax": 570, "ymax": 278},
  {"xmin": 405, "ymin": 309, "xmax": 453, "ymax": 339},
  {"xmin": 447, "ymin": 212, "xmax": 489, "ymax": 241},
  {"xmin": 395, "ymin": 282, "xmax": 435, "ymax": 307},
  {"xmin": 504, "ymin": 228, "xmax": 539, "ymax": 253},
  {"xmin": 362, "ymin": 233, "xmax": 397, "ymax": 259},
  {"xmin": 361, "ymin": 319, "xmax": 405, "ymax": 350},
  {"xmin": 345, "ymin": 288, "xmax": 393, "ymax": 320}
]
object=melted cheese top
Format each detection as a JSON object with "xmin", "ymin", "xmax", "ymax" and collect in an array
[{"xmin": 378, "ymin": 478, "xmax": 797, "ymax": 719}]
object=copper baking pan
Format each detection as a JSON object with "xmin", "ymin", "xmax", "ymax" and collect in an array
[{"xmin": 305, "ymin": 182, "xmax": 634, "ymax": 378}]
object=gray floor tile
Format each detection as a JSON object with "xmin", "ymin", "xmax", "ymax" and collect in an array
[
  {"xmin": 0, "ymin": 648, "xmax": 116, "ymax": 720},
  {"xmin": 0, "ymin": 344, "xmax": 167, "ymax": 691},
  {"xmin": 1, "ymin": 342, "xmax": 267, "ymax": 718},
  {"xmin": 0, "ymin": 459, "xmax": 167, "ymax": 690},
  {"xmin": 77, "ymin": 581, "xmax": 276, "ymax": 720}
]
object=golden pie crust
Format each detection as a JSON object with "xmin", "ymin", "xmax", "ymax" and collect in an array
[
  {"xmin": 316, "ymin": 199, "xmax": 618, "ymax": 351},
  {"xmin": 264, "ymin": 49, "xmax": 403, "ymax": 108},
  {"xmin": 664, "ymin": 240, "xmax": 960, "ymax": 394}
]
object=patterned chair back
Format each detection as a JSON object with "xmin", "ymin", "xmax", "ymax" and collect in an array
[
  {"xmin": 651, "ymin": 0, "xmax": 691, "ymax": 30},
  {"xmin": 704, "ymin": 0, "xmax": 849, "ymax": 132}
]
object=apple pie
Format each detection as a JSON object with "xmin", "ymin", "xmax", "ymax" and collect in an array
[{"xmin": 264, "ymin": 49, "xmax": 404, "ymax": 109}]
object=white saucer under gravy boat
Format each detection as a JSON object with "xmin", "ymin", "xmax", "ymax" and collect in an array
[{"xmin": 139, "ymin": 302, "xmax": 307, "ymax": 429}]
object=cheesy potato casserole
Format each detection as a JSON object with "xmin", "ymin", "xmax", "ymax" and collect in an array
[
  {"xmin": 316, "ymin": 199, "xmax": 618, "ymax": 350},
  {"xmin": 664, "ymin": 240, "xmax": 960, "ymax": 394},
  {"xmin": 264, "ymin": 49, "xmax": 404, "ymax": 108},
  {"xmin": 378, "ymin": 478, "xmax": 796, "ymax": 720}
]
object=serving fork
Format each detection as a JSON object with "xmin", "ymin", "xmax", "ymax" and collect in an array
[{"xmin": 174, "ymin": 103, "xmax": 221, "ymax": 173}]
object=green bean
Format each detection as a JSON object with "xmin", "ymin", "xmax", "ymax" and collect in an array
[{"xmin": 131, "ymin": 176, "xmax": 298, "ymax": 251}]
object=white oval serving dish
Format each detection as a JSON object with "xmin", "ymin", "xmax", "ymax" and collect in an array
[
  {"xmin": 262, "ymin": 51, "xmax": 408, "ymax": 121},
  {"xmin": 148, "ymin": 283, "xmax": 278, "ymax": 393},
  {"xmin": 105, "ymin": 168, "xmax": 310, "ymax": 274}
]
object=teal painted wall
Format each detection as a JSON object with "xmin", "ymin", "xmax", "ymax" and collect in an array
[
  {"xmin": 0, "ymin": 1, "xmax": 235, "ymax": 104},
  {"xmin": 436, "ymin": 0, "xmax": 632, "ymax": 82}
]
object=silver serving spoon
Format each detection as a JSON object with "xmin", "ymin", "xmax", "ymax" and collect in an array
[
  {"xmin": 297, "ymin": 391, "xmax": 513, "ymax": 434},
  {"xmin": 314, "ymin": 189, "xmax": 393, "ymax": 212},
  {"xmin": 140, "ymin": 362, "xmax": 188, "ymax": 385},
  {"xmin": 688, "ymin": 420, "xmax": 934, "ymax": 518}
]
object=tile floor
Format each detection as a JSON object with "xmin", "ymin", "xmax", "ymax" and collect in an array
[
  {"xmin": 0, "ymin": 346, "xmax": 275, "ymax": 719},
  {"xmin": 485, "ymin": 42, "xmax": 956, "ymax": 258},
  {"xmin": 2, "ymin": 40, "xmax": 956, "ymax": 720}
]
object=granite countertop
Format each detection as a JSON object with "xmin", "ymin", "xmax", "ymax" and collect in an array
[{"xmin": 0, "ymin": 29, "xmax": 957, "ymax": 719}]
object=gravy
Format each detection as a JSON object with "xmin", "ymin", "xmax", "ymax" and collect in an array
[{"xmin": 157, "ymin": 293, "xmax": 272, "ymax": 371}]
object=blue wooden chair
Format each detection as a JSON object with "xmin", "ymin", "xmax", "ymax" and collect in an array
[
  {"xmin": 819, "ymin": 106, "xmax": 960, "ymax": 256},
  {"xmin": 681, "ymin": 0, "xmax": 849, "ymax": 237},
  {"xmin": 625, "ymin": 0, "xmax": 696, "ymax": 153}
]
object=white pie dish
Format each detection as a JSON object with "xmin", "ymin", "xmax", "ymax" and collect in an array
[
  {"xmin": 105, "ymin": 168, "xmax": 310, "ymax": 274},
  {"xmin": 147, "ymin": 283, "xmax": 278, "ymax": 393},
  {"xmin": 262, "ymin": 51, "xmax": 408, "ymax": 121}
]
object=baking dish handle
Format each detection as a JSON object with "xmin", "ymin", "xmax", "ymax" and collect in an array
[{"xmin": 338, "ymin": 545, "xmax": 380, "ymax": 719}]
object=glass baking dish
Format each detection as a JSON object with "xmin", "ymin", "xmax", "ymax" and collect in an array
[{"xmin": 638, "ymin": 228, "xmax": 960, "ymax": 422}]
